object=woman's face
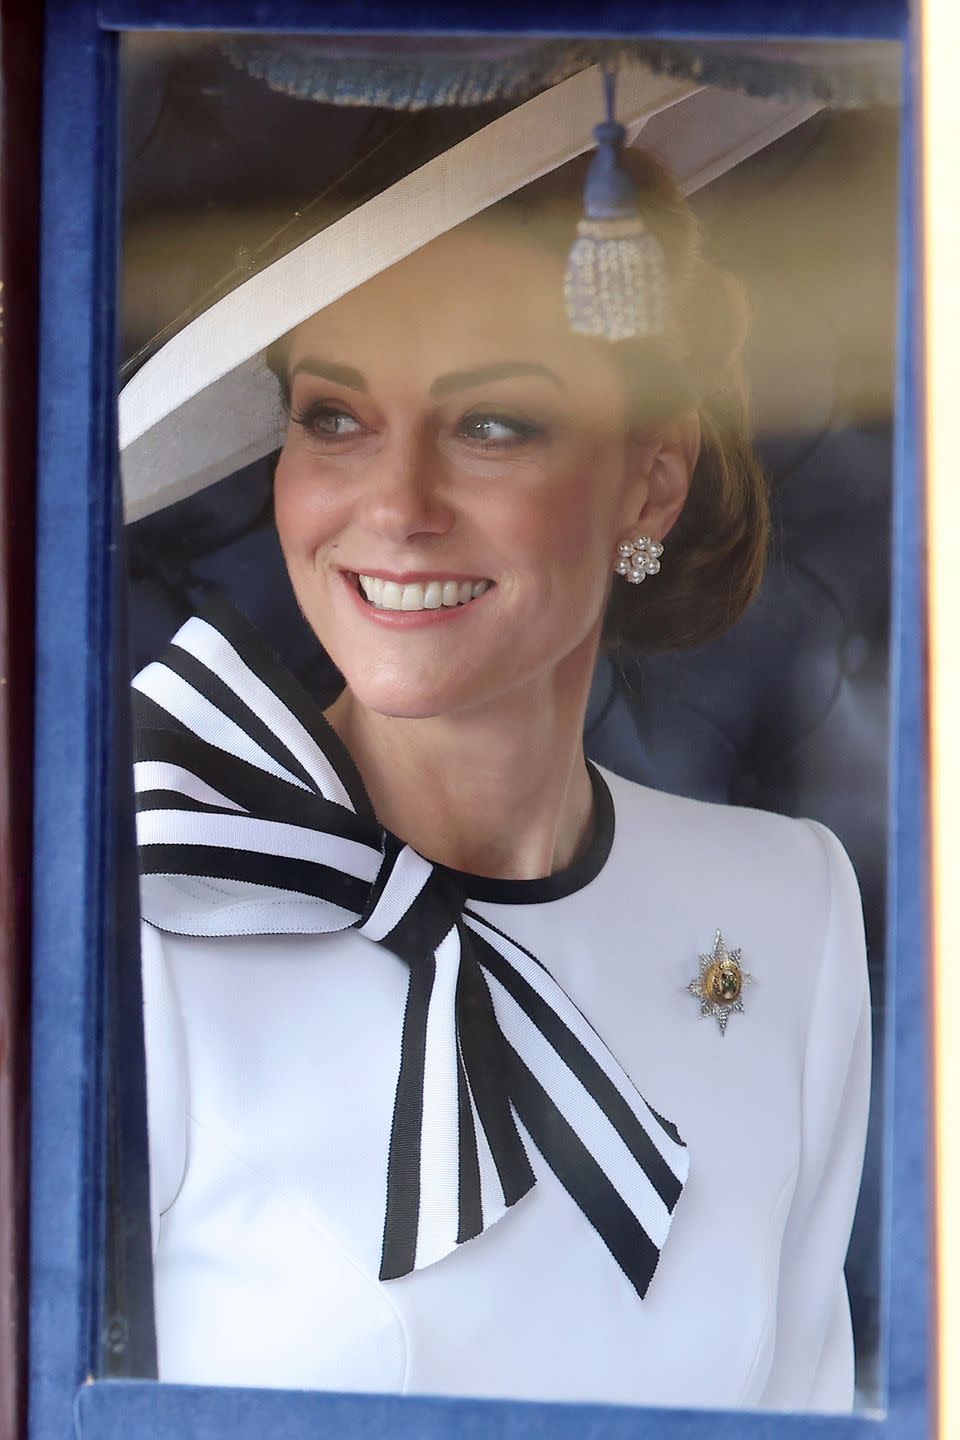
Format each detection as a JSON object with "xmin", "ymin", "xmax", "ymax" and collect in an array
[{"xmin": 274, "ymin": 224, "xmax": 658, "ymax": 720}]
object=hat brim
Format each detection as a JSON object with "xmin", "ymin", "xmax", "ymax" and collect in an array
[{"xmin": 119, "ymin": 64, "xmax": 818, "ymax": 523}]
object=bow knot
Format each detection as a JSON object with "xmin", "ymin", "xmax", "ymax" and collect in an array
[
  {"xmin": 133, "ymin": 602, "xmax": 688, "ymax": 1297},
  {"xmin": 355, "ymin": 838, "xmax": 466, "ymax": 968}
]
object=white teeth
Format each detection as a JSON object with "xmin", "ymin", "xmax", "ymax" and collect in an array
[{"xmin": 358, "ymin": 575, "xmax": 491, "ymax": 612}]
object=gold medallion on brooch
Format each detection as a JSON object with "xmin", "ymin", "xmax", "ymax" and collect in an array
[{"xmin": 687, "ymin": 931, "xmax": 754, "ymax": 1035}]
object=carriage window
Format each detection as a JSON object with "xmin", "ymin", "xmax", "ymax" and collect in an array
[{"xmin": 109, "ymin": 32, "xmax": 900, "ymax": 1415}]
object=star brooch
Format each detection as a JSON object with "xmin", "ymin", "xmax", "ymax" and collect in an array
[{"xmin": 687, "ymin": 931, "xmax": 754, "ymax": 1035}]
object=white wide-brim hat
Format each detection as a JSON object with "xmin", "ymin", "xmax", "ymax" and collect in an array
[{"xmin": 119, "ymin": 61, "xmax": 820, "ymax": 525}]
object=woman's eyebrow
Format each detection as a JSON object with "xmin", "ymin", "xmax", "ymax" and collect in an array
[
  {"xmin": 288, "ymin": 358, "xmax": 368, "ymax": 392},
  {"xmin": 286, "ymin": 358, "xmax": 564, "ymax": 397},
  {"xmin": 430, "ymin": 362, "xmax": 565, "ymax": 399}
]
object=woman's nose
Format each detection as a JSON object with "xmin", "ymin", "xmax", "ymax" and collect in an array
[{"xmin": 358, "ymin": 427, "xmax": 454, "ymax": 542}]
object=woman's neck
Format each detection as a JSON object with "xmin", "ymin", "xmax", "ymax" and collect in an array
[{"xmin": 324, "ymin": 651, "xmax": 598, "ymax": 882}]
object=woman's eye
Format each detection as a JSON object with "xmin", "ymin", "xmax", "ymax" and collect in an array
[
  {"xmin": 294, "ymin": 403, "xmax": 364, "ymax": 439},
  {"xmin": 458, "ymin": 413, "xmax": 545, "ymax": 447}
]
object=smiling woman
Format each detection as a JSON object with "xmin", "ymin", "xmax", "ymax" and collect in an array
[
  {"xmin": 262, "ymin": 190, "xmax": 734, "ymax": 872},
  {"xmin": 121, "ymin": 51, "xmax": 871, "ymax": 1414}
]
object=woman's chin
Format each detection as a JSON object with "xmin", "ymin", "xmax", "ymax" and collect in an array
[{"xmin": 341, "ymin": 678, "xmax": 472, "ymax": 722}]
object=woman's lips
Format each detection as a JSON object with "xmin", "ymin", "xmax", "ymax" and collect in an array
[{"xmin": 339, "ymin": 570, "xmax": 494, "ymax": 628}]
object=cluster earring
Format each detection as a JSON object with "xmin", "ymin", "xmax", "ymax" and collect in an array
[{"xmin": 615, "ymin": 536, "xmax": 664, "ymax": 584}]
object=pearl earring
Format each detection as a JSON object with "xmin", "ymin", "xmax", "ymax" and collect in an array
[{"xmin": 615, "ymin": 536, "xmax": 664, "ymax": 584}]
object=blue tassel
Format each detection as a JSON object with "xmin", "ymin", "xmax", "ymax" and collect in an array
[{"xmin": 564, "ymin": 69, "xmax": 668, "ymax": 342}]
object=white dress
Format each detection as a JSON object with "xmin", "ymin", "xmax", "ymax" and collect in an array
[{"xmin": 142, "ymin": 763, "xmax": 870, "ymax": 1412}]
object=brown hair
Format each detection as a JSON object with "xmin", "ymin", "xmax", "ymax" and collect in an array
[
  {"xmin": 267, "ymin": 148, "xmax": 768, "ymax": 656},
  {"xmin": 476, "ymin": 149, "xmax": 769, "ymax": 656}
]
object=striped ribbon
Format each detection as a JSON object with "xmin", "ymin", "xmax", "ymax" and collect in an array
[{"xmin": 133, "ymin": 602, "xmax": 689, "ymax": 1296}]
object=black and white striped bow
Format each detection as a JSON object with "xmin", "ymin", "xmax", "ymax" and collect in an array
[{"xmin": 133, "ymin": 602, "xmax": 689, "ymax": 1296}]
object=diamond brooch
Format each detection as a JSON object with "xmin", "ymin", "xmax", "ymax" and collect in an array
[{"xmin": 687, "ymin": 931, "xmax": 753, "ymax": 1035}]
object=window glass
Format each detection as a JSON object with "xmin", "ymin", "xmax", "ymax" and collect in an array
[{"xmin": 110, "ymin": 33, "xmax": 899, "ymax": 1415}]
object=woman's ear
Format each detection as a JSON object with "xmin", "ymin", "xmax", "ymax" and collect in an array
[{"xmin": 624, "ymin": 411, "xmax": 701, "ymax": 541}]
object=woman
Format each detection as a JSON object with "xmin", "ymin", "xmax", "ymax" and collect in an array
[{"xmin": 129, "ymin": 77, "xmax": 870, "ymax": 1412}]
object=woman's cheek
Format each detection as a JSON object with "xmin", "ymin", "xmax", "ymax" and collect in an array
[
  {"xmin": 275, "ymin": 459, "xmax": 346, "ymax": 557},
  {"xmin": 519, "ymin": 469, "xmax": 609, "ymax": 571}
]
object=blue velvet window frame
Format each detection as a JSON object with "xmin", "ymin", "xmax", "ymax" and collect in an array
[{"xmin": 30, "ymin": 2, "xmax": 926, "ymax": 1438}]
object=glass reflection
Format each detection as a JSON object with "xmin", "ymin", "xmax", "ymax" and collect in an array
[{"xmin": 112, "ymin": 33, "xmax": 898, "ymax": 1414}]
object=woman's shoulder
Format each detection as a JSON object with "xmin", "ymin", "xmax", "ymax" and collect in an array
[
  {"xmin": 599, "ymin": 762, "xmax": 859, "ymax": 907},
  {"xmin": 595, "ymin": 764, "xmax": 867, "ymax": 1013}
]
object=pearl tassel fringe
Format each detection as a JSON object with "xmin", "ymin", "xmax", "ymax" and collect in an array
[{"xmin": 564, "ymin": 69, "xmax": 668, "ymax": 343}]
